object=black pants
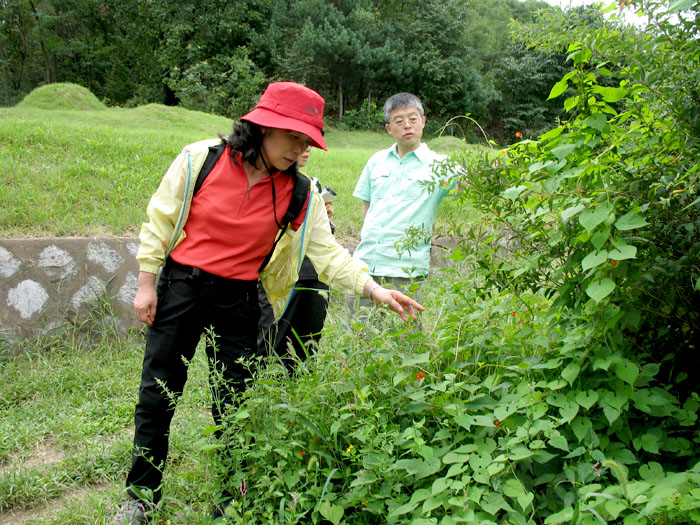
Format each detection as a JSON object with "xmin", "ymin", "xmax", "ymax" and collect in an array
[
  {"xmin": 258, "ymin": 279, "xmax": 329, "ymax": 372},
  {"xmin": 126, "ymin": 259, "xmax": 260, "ymax": 502}
]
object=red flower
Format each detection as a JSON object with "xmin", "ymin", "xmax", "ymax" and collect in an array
[
  {"xmin": 515, "ymin": 131, "xmax": 522, "ymax": 138},
  {"xmin": 611, "ymin": 260, "xmax": 618, "ymax": 267},
  {"xmin": 511, "ymin": 312, "xmax": 516, "ymax": 317},
  {"xmin": 494, "ymin": 419, "xmax": 501, "ymax": 426},
  {"xmin": 415, "ymin": 371, "xmax": 426, "ymax": 380},
  {"xmin": 299, "ymin": 451, "xmax": 306, "ymax": 457}
]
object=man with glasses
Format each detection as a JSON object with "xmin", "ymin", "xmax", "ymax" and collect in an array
[{"xmin": 346, "ymin": 92, "xmax": 454, "ymax": 319}]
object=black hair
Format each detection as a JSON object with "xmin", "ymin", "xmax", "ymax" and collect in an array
[{"xmin": 219, "ymin": 120, "xmax": 298, "ymax": 176}]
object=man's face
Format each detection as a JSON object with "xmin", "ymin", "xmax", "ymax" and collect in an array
[{"xmin": 385, "ymin": 106, "xmax": 426, "ymax": 152}]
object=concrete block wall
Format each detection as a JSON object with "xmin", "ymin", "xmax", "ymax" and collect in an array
[{"xmin": 0, "ymin": 237, "xmax": 141, "ymax": 348}]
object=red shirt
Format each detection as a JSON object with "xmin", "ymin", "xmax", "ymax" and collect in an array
[{"xmin": 170, "ymin": 149, "xmax": 307, "ymax": 279}]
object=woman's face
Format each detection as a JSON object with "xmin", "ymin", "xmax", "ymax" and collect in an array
[
  {"xmin": 298, "ymin": 145, "xmax": 312, "ymax": 168},
  {"xmin": 261, "ymin": 128, "xmax": 312, "ymax": 171}
]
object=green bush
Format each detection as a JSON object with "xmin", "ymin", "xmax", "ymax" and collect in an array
[{"xmin": 205, "ymin": 1, "xmax": 700, "ymax": 523}]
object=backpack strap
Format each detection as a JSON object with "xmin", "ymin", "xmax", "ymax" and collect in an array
[
  {"xmin": 281, "ymin": 172, "xmax": 311, "ymax": 226},
  {"xmin": 193, "ymin": 143, "xmax": 227, "ymax": 195},
  {"xmin": 257, "ymin": 172, "xmax": 311, "ymax": 274}
]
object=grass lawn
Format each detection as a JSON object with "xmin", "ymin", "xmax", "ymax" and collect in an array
[{"xmin": 1, "ymin": 92, "xmax": 483, "ymax": 239}]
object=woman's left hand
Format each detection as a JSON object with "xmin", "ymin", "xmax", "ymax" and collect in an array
[{"xmin": 369, "ymin": 286, "xmax": 424, "ymax": 322}]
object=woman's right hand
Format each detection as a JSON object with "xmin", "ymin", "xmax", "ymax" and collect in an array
[{"xmin": 133, "ymin": 271, "xmax": 158, "ymax": 325}]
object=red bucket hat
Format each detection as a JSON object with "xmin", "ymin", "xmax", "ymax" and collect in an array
[{"xmin": 241, "ymin": 82, "xmax": 327, "ymax": 151}]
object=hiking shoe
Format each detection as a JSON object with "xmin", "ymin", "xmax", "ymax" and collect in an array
[{"xmin": 114, "ymin": 498, "xmax": 147, "ymax": 524}]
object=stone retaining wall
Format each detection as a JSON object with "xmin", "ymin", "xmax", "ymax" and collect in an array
[
  {"xmin": 0, "ymin": 238, "xmax": 141, "ymax": 349},
  {"xmin": 0, "ymin": 236, "xmax": 456, "ymax": 350}
]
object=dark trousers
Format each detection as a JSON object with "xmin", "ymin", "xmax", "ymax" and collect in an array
[
  {"xmin": 258, "ymin": 279, "xmax": 329, "ymax": 372},
  {"xmin": 126, "ymin": 260, "xmax": 260, "ymax": 502}
]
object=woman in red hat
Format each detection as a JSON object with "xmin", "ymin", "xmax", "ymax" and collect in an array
[{"xmin": 114, "ymin": 82, "xmax": 423, "ymax": 524}]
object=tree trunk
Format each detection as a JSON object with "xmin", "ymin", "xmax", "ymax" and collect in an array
[
  {"xmin": 337, "ymin": 79, "xmax": 343, "ymax": 120},
  {"xmin": 0, "ymin": 39, "xmax": 11, "ymax": 106},
  {"xmin": 28, "ymin": 0, "xmax": 52, "ymax": 83}
]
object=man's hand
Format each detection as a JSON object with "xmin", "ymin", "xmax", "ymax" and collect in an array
[
  {"xmin": 364, "ymin": 281, "xmax": 424, "ymax": 322},
  {"xmin": 133, "ymin": 271, "xmax": 158, "ymax": 325}
]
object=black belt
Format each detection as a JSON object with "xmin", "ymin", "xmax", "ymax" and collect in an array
[{"xmin": 164, "ymin": 258, "xmax": 256, "ymax": 290}]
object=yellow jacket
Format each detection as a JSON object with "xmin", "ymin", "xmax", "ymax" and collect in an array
[{"xmin": 137, "ymin": 139, "xmax": 370, "ymax": 318}]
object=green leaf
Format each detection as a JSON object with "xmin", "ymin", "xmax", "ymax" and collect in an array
[
  {"xmin": 561, "ymin": 203, "xmax": 585, "ymax": 221},
  {"xmin": 551, "ymin": 144, "xmax": 576, "ymax": 161},
  {"xmin": 571, "ymin": 417, "xmax": 592, "ymax": 442},
  {"xmin": 581, "ymin": 250, "xmax": 608, "ymax": 271},
  {"xmin": 559, "ymin": 401, "xmax": 579, "ymax": 424},
  {"xmin": 580, "ymin": 205, "xmax": 613, "ymax": 233},
  {"xmin": 615, "ymin": 211, "xmax": 648, "ymax": 231},
  {"xmin": 634, "ymin": 433, "xmax": 660, "ymax": 454},
  {"xmin": 330, "ymin": 420, "xmax": 341, "ymax": 435},
  {"xmin": 453, "ymin": 414, "xmax": 471, "ymax": 431},
  {"xmin": 639, "ymin": 462, "xmax": 665, "ymax": 482},
  {"xmin": 393, "ymin": 370, "xmax": 410, "ymax": 385},
  {"xmin": 548, "ymin": 435, "xmax": 569, "ymax": 451},
  {"xmin": 601, "ymin": 390, "xmax": 628, "ymax": 424},
  {"xmin": 544, "ymin": 506, "xmax": 574, "ymax": 524},
  {"xmin": 615, "ymin": 360, "xmax": 639, "ymax": 386},
  {"xmin": 670, "ymin": 0, "xmax": 695, "ymax": 13},
  {"xmin": 590, "ymin": 229, "xmax": 610, "ymax": 250},
  {"xmin": 548, "ymin": 79, "xmax": 569, "ymax": 100},
  {"xmin": 319, "ymin": 501, "xmax": 344, "ymax": 525},
  {"xmin": 401, "ymin": 353, "xmax": 430, "ymax": 367},
  {"xmin": 502, "ymin": 185, "xmax": 528, "ymax": 201},
  {"xmin": 422, "ymin": 492, "xmax": 450, "ymax": 514},
  {"xmin": 284, "ymin": 469, "xmax": 300, "ymax": 488},
  {"xmin": 575, "ymin": 390, "xmax": 599, "ymax": 409},
  {"xmin": 503, "ymin": 479, "xmax": 534, "ymax": 511},
  {"xmin": 431, "ymin": 477, "xmax": 452, "ymax": 496},
  {"xmin": 592, "ymin": 85, "xmax": 627, "ymax": 102},
  {"xmin": 561, "ymin": 362, "xmax": 580, "ymax": 385},
  {"xmin": 583, "ymin": 114, "xmax": 609, "ymax": 132},
  {"xmin": 564, "ymin": 95, "xmax": 579, "ymax": 111},
  {"xmin": 609, "ymin": 243, "xmax": 637, "ymax": 260},
  {"xmin": 508, "ymin": 445, "xmax": 535, "ymax": 461},
  {"xmin": 586, "ymin": 278, "xmax": 616, "ymax": 302},
  {"xmin": 540, "ymin": 126, "xmax": 564, "ymax": 140}
]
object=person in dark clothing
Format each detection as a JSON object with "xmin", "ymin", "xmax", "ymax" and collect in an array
[{"xmin": 257, "ymin": 145, "xmax": 337, "ymax": 371}]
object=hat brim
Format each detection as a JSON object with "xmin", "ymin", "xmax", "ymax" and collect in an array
[{"xmin": 241, "ymin": 108, "xmax": 327, "ymax": 151}]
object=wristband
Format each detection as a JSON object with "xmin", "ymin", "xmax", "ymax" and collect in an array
[{"xmin": 366, "ymin": 282, "xmax": 381, "ymax": 301}]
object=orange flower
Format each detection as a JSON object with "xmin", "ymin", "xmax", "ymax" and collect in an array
[
  {"xmin": 515, "ymin": 131, "xmax": 522, "ymax": 138},
  {"xmin": 494, "ymin": 419, "xmax": 501, "ymax": 426},
  {"xmin": 415, "ymin": 371, "xmax": 426, "ymax": 380}
]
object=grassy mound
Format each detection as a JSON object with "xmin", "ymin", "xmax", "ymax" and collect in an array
[{"xmin": 16, "ymin": 83, "xmax": 107, "ymax": 111}]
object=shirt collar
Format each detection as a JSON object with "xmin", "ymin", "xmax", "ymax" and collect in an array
[{"xmin": 389, "ymin": 142, "xmax": 430, "ymax": 162}]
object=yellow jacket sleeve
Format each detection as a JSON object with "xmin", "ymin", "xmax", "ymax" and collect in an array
[{"xmin": 136, "ymin": 139, "xmax": 221, "ymax": 274}]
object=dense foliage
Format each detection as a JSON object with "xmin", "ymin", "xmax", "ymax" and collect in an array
[
  {"xmin": 2, "ymin": 0, "xmax": 562, "ymax": 141},
  {"xmin": 206, "ymin": 1, "xmax": 700, "ymax": 523}
]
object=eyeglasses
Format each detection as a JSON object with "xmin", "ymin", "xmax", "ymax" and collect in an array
[{"xmin": 389, "ymin": 115, "xmax": 422, "ymax": 127}]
